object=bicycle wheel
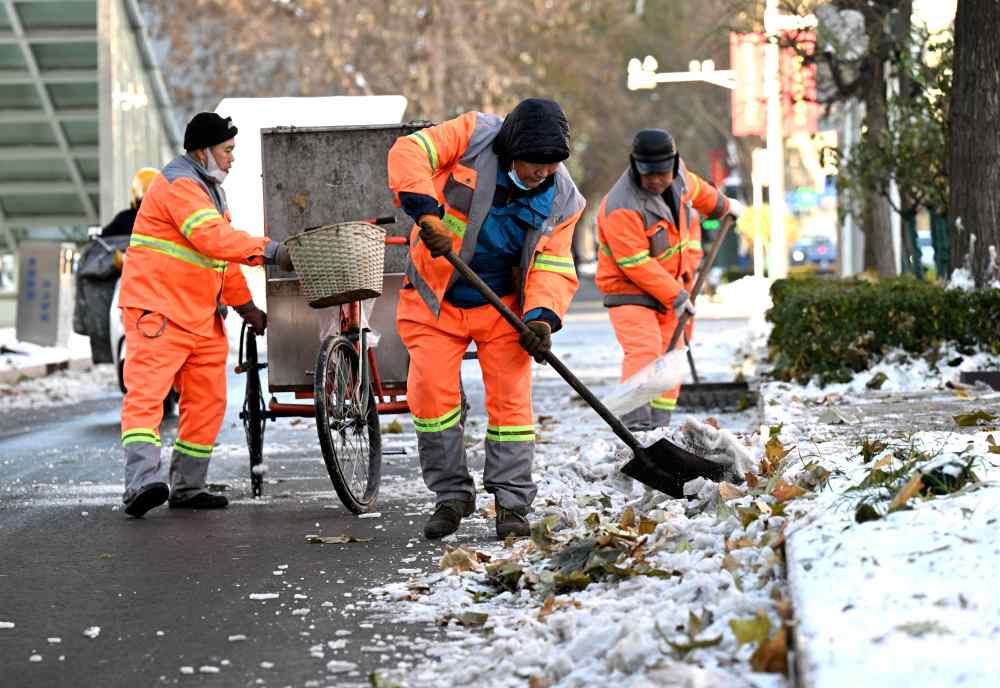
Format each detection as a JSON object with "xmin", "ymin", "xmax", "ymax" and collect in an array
[
  {"xmin": 239, "ymin": 323, "xmax": 266, "ymax": 498},
  {"xmin": 314, "ymin": 336, "xmax": 381, "ymax": 513}
]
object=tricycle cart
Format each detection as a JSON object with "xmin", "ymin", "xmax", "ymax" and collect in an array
[{"xmin": 236, "ymin": 123, "xmax": 425, "ymax": 513}]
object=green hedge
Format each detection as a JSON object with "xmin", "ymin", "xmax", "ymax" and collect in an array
[{"xmin": 766, "ymin": 277, "xmax": 1000, "ymax": 384}]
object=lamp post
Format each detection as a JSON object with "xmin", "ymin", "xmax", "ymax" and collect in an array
[{"xmin": 628, "ymin": 2, "xmax": 816, "ymax": 280}]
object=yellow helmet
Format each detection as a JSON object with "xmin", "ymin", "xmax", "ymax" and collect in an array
[{"xmin": 130, "ymin": 167, "xmax": 159, "ymax": 208}]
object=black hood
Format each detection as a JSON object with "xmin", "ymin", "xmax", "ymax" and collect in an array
[{"xmin": 492, "ymin": 98, "xmax": 571, "ymax": 168}]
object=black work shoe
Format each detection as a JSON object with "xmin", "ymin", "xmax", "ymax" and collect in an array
[
  {"xmin": 124, "ymin": 482, "xmax": 169, "ymax": 518},
  {"xmin": 423, "ymin": 500, "xmax": 474, "ymax": 540},
  {"xmin": 496, "ymin": 506, "xmax": 530, "ymax": 540},
  {"xmin": 169, "ymin": 492, "xmax": 229, "ymax": 509}
]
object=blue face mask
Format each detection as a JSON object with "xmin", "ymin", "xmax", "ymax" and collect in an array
[{"xmin": 507, "ymin": 168, "xmax": 532, "ymax": 191}]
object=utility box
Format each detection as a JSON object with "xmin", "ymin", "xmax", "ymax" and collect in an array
[{"xmin": 15, "ymin": 242, "xmax": 77, "ymax": 347}]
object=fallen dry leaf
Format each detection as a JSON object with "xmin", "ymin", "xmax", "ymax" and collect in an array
[
  {"xmin": 619, "ymin": 506, "xmax": 636, "ymax": 529},
  {"xmin": 771, "ymin": 480, "xmax": 807, "ymax": 503},
  {"xmin": 703, "ymin": 416, "xmax": 721, "ymax": 429},
  {"xmin": 538, "ymin": 596, "xmax": 582, "ymax": 620},
  {"xmin": 730, "ymin": 611, "xmax": 771, "ymax": 646},
  {"xmin": 528, "ymin": 677, "xmax": 554, "ymax": 688},
  {"xmin": 439, "ymin": 546, "xmax": 485, "ymax": 573},
  {"xmin": 750, "ymin": 627, "xmax": 788, "ymax": 673},
  {"xmin": 719, "ymin": 482, "xmax": 746, "ymax": 502},
  {"xmin": 638, "ymin": 517, "xmax": 658, "ymax": 535},
  {"xmin": 888, "ymin": 473, "xmax": 924, "ymax": 511}
]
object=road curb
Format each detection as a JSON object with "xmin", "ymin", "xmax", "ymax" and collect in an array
[{"xmin": 0, "ymin": 356, "xmax": 92, "ymax": 385}]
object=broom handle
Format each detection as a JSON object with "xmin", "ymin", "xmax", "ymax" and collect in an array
[{"xmin": 666, "ymin": 214, "xmax": 735, "ymax": 353}]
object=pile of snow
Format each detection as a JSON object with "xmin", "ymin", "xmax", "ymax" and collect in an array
[
  {"xmin": 368, "ymin": 409, "xmax": 787, "ymax": 687},
  {"xmin": 0, "ymin": 363, "xmax": 118, "ymax": 412}
]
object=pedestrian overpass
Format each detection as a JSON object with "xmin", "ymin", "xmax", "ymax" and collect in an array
[{"xmin": 0, "ymin": 0, "xmax": 179, "ymax": 254}]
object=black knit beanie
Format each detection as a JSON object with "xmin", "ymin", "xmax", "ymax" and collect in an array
[
  {"xmin": 184, "ymin": 112, "xmax": 238, "ymax": 151},
  {"xmin": 492, "ymin": 98, "xmax": 571, "ymax": 165}
]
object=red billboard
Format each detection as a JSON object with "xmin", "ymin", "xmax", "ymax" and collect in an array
[
  {"xmin": 730, "ymin": 32, "xmax": 767, "ymax": 137},
  {"xmin": 730, "ymin": 31, "xmax": 820, "ymax": 138}
]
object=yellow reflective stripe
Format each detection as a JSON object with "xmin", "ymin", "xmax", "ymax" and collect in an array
[
  {"xmin": 689, "ymin": 174, "xmax": 702, "ymax": 197},
  {"xmin": 658, "ymin": 240, "xmax": 691, "ymax": 261},
  {"xmin": 533, "ymin": 253, "xmax": 575, "ymax": 274},
  {"xmin": 599, "ymin": 242, "xmax": 612, "ymax": 257},
  {"xmin": 486, "ymin": 425, "xmax": 536, "ymax": 442},
  {"xmin": 687, "ymin": 240, "xmax": 703, "ymax": 252},
  {"xmin": 175, "ymin": 439, "xmax": 213, "ymax": 458},
  {"xmin": 180, "ymin": 208, "xmax": 222, "ymax": 238},
  {"xmin": 409, "ymin": 131, "xmax": 439, "ymax": 171},
  {"xmin": 617, "ymin": 250, "xmax": 651, "ymax": 268},
  {"xmin": 651, "ymin": 397, "xmax": 677, "ymax": 410},
  {"xmin": 122, "ymin": 428, "xmax": 161, "ymax": 447},
  {"xmin": 413, "ymin": 405, "xmax": 462, "ymax": 433},
  {"xmin": 441, "ymin": 213, "xmax": 467, "ymax": 238},
  {"xmin": 130, "ymin": 233, "xmax": 227, "ymax": 272}
]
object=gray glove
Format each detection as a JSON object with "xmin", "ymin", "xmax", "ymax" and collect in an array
[
  {"xmin": 672, "ymin": 289, "xmax": 696, "ymax": 317},
  {"xmin": 266, "ymin": 240, "xmax": 294, "ymax": 271}
]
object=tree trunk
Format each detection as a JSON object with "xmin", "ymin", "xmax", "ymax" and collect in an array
[
  {"xmin": 860, "ymin": 53, "xmax": 898, "ymax": 277},
  {"xmin": 948, "ymin": 0, "xmax": 1000, "ymax": 285}
]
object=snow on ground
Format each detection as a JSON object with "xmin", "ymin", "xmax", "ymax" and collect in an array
[
  {"xmin": 0, "ymin": 327, "xmax": 91, "ymax": 375},
  {"xmin": 759, "ymin": 360, "xmax": 1000, "ymax": 685},
  {"xmin": 363, "ymin": 317, "xmax": 791, "ymax": 688},
  {"xmin": 0, "ymin": 363, "xmax": 118, "ymax": 412}
]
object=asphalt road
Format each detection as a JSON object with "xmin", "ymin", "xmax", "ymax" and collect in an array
[{"xmin": 0, "ymin": 291, "xmax": 751, "ymax": 687}]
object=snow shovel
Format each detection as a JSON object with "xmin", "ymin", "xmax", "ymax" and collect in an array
[
  {"xmin": 602, "ymin": 214, "xmax": 737, "ymax": 416},
  {"xmin": 440, "ymin": 245, "xmax": 727, "ymax": 498}
]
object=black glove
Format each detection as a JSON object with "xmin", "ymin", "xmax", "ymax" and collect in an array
[
  {"xmin": 418, "ymin": 218, "xmax": 453, "ymax": 258},
  {"xmin": 518, "ymin": 320, "xmax": 552, "ymax": 363},
  {"xmin": 235, "ymin": 301, "xmax": 267, "ymax": 335}
]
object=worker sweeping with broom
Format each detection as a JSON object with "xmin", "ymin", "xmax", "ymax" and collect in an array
[{"xmin": 596, "ymin": 129, "xmax": 744, "ymax": 431}]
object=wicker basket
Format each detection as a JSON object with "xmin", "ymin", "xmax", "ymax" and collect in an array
[{"xmin": 285, "ymin": 221, "xmax": 386, "ymax": 308}]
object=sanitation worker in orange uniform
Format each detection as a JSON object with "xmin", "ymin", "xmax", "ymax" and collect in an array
[
  {"xmin": 388, "ymin": 99, "xmax": 585, "ymax": 540},
  {"xmin": 118, "ymin": 112, "xmax": 293, "ymax": 517},
  {"xmin": 596, "ymin": 129, "xmax": 743, "ymax": 431}
]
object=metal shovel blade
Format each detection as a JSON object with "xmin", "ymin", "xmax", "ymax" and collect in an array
[{"xmin": 621, "ymin": 438, "xmax": 728, "ymax": 498}]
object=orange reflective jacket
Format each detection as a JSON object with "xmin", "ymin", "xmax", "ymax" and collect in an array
[
  {"xmin": 120, "ymin": 154, "xmax": 267, "ymax": 336},
  {"xmin": 596, "ymin": 162, "xmax": 728, "ymax": 307},
  {"xmin": 387, "ymin": 111, "xmax": 585, "ymax": 321}
]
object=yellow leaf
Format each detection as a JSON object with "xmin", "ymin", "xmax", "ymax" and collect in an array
[
  {"xmin": 888, "ymin": 473, "xmax": 924, "ymax": 512},
  {"xmin": 638, "ymin": 517, "xmax": 658, "ymax": 535},
  {"xmin": 619, "ymin": 506, "xmax": 636, "ymax": 529},
  {"xmin": 729, "ymin": 611, "xmax": 772, "ymax": 646}
]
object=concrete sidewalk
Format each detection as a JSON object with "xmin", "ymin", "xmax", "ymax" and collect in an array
[
  {"xmin": 0, "ymin": 328, "xmax": 93, "ymax": 385},
  {"xmin": 760, "ymin": 381, "xmax": 1000, "ymax": 687}
]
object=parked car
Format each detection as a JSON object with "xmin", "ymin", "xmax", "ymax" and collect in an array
[{"xmin": 790, "ymin": 237, "xmax": 837, "ymax": 274}]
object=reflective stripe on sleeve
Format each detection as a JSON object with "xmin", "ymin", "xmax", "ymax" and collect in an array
[
  {"xmin": 180, "ymin": 208, "xmax": 222, "ymax": 238},
  {"xmin": 408, "ymin": 131, "xmax": 439, "ymax": 171},
  {"xmin": 129, "ymin": 233, "xmax": 227, "ymax": 272},
  {"xmin": 532, "ymin": 253, "xmax": 575, "ymax": 274},
  {"xmin": 616, "ymin": 249, "xmax": 651, "ymax": 268}
]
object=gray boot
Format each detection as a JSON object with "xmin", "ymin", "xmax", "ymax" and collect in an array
[{"xmin": 621, "ymin": 405, "xmax": 651, "ymax": 432}]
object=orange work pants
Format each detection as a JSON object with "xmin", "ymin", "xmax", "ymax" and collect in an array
[
  {"xmin": 120, "ymin": 308, "xmax": 228, "ymax": 502},
  {"xmin": 397, "ymin": 289, "xmax": 535, "ymax": 511},
  {"xmin": 608, "ymin": 304, "xmax": 693, "ymax": 421}
]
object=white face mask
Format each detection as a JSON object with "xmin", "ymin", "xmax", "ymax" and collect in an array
[
  {"xmin": 204, "ymin": 148, "xmax": 228, "ymax": 184},
  {"xmin": 507, "ymin": 168, "xmax": 531, "ymax": 191}
]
